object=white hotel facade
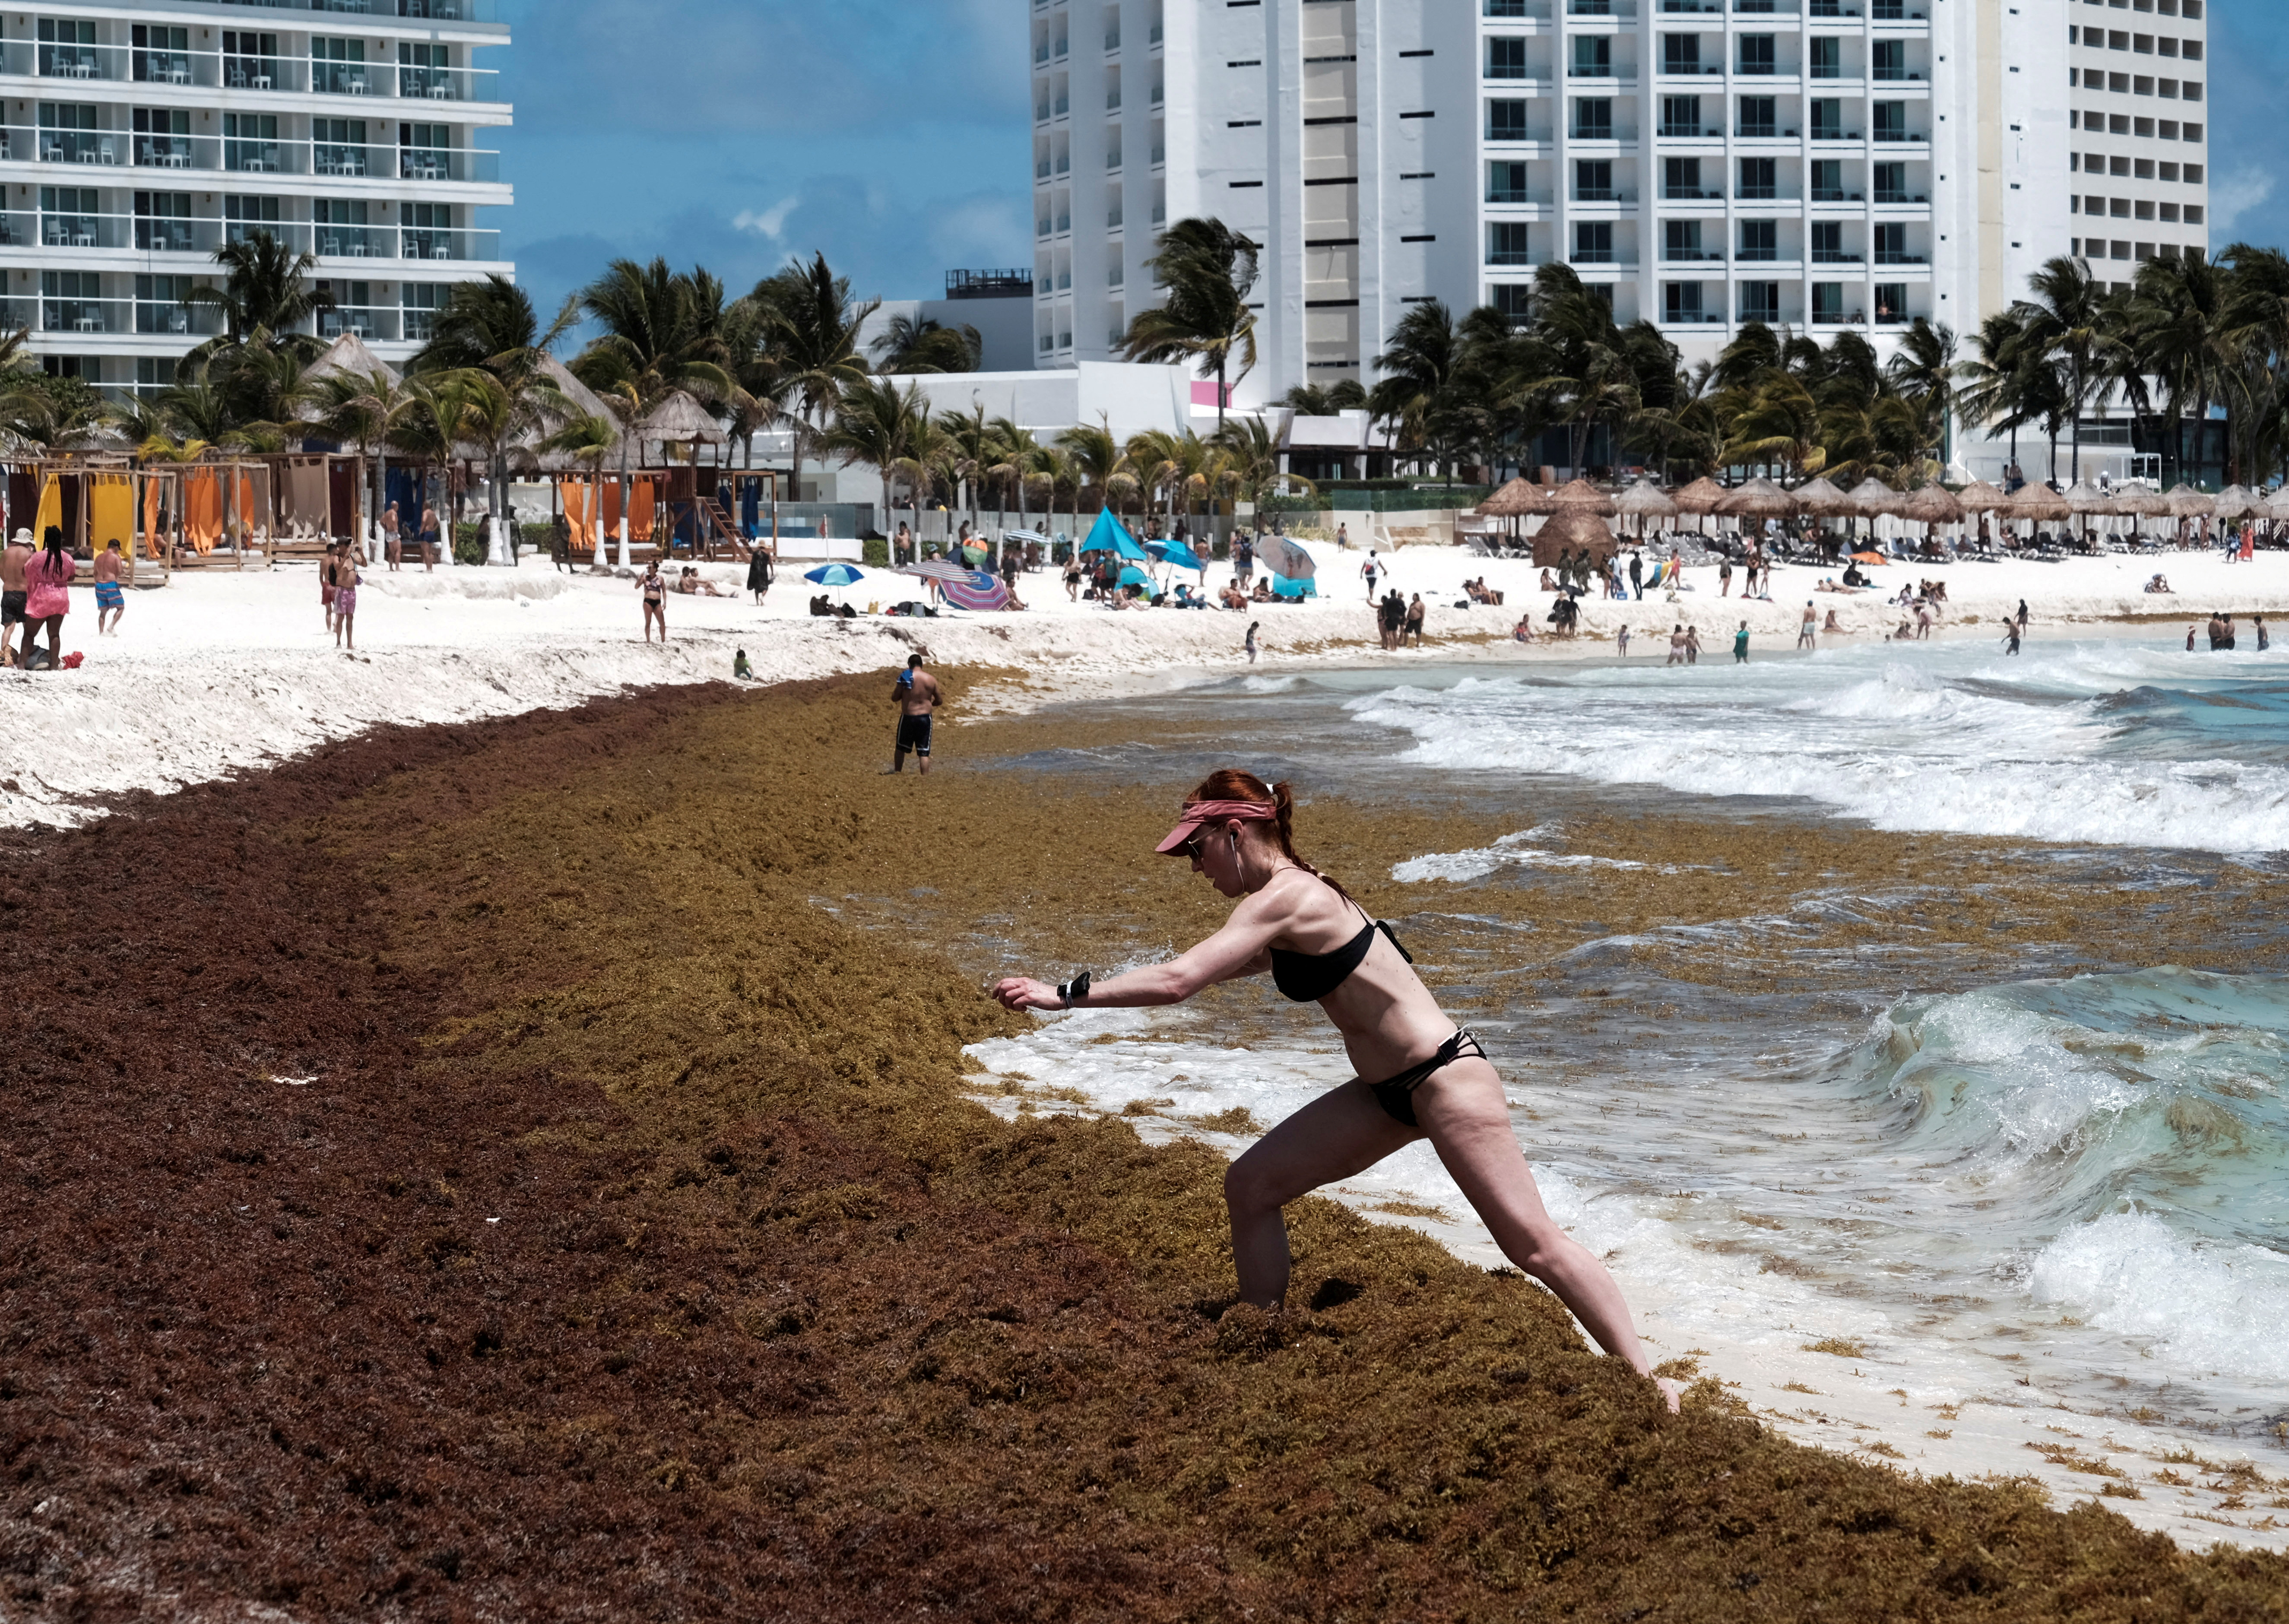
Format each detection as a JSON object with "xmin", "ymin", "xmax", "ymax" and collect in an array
[
  {"xmin": 5, "ymin": 0, "xmax": 512, "ymax": 399},
  {"xmin": 1030, "ymin": 0, "xmax": 2210, "ymax": 404}
]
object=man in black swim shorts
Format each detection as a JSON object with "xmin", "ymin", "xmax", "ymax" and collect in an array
[
  {"xmin": 891, "ymin": 652, "xmax": 941, "ymax": 775},
  {"xmin": 0, "ymin": 527, "xmax": 31, "ymax": 669}
]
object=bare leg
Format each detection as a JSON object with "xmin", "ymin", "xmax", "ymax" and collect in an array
[
  {"xmin": 1224, "ymin": 1079, "xmax": 1420, "ymax": 1306},
  {"xmin": 1413, "ymin": 1058, "xmax": 1676, "ymax": 1405}
]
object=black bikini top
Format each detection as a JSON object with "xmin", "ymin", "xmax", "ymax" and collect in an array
[{"xmin": 1268, "ymin": 891, "xmax": 1414, "ymax": 1003}]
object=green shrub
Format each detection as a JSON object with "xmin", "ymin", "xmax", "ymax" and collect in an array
[{"xmin": 861, "ymin": 536, "xmax": 889, "ymax": 567}]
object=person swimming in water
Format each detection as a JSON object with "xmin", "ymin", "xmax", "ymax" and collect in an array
[{"xmin": 992, "ymin": 770, "xmax": 1681, "ymax": 1412}]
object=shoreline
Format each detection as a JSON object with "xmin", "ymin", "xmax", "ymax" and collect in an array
[{"xmin": 2, "ymin": 672, "xmax": 2284, "ymax": 1615}]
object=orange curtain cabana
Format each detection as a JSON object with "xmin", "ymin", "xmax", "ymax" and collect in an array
[{"xmin": 184, "ymin": 469, "xmax": 222, "ymax": 553}]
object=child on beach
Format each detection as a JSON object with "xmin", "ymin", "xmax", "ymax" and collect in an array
[
  {"xmin": 1245, "ymin": 621, "xmax": 1259, "ymax": 664},
  {"xmin": 1614, "ymin": 623, "xmax": 1627, "ymax": 657},
  {"xmin": 334, "ymin": 549, "xmax": 359, "ymax": 651},
  {"xmin": 93, "ymin": 539, "xmax": 125, "ymax": 635}
]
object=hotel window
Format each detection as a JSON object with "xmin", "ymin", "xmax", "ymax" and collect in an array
[
  {"xmin": 225, "ymin": 195, "xmax": 282, "ymax": 246},
  {"xmin": 1737, "ymin": 97, "xmax": 1777, "ymax": 138},
  {"xmin": 1663, "ymin": 282, "xmax": 1707, "ymax": 322},
  {"xmin": 311, "ymin": 37, "xmax": 371, "ymax": 98},
  {"xmin": 1875, "ymin": 222, "xmax": 1912, "ymax": 263},
  {"xmin": 1873, "ymin": 102, "xmax": 1907, "ymax": 142},
  {"xmin": 1487, "ymin": 37, "xmax": 1526, "ymax": 80},
  {"xmin": 135, "ymin": 357, "xmax": 178, "ymax": 396},
  {"xmin": 1487, "ymin": 222, "xmax": 1534, "ymax": 266},
  {"xmin": 1812, "ymin": 282, "xmax": 1845, "ymax": 322},
  {"xmin": 133, "ymin": 190, "xmax": 193, "ymax": 253},
  {"xmin": 37, "ymin": 19, "xmax": 96, "ymax": 80},
  {"xmin": 131, "ymin": 25, "xmax": 190, "ymax": 86},
  {"xmin": 1574, "ymin": 220, "xmax": 1614, "ymax": 263},
  {"xmin": 135, "ymin": 274, "xmax": 194, "ymax": 336},
  {"xmin": 1738, "ymin": 35, "xmax": 1775, "ymax": 76},
  {"xmin": 39, "ymin": 187, "xmax": 99, "ymax": 251},
  {"xmin": 317, "ymin": 281, "xmax": 374, "ymax": 339},
  {"xmin": 1488, "ymin": 99, "xmax": 1529, "ymax": 141},
  {"xmin": 1664, "ymin": 219, "xmax": 1706, "ymax": 260},
  {"xmin": 403, "ymin": 283, "xmax": 445, "ymax": 343},
  {"xmin": 1740, "ymin": 282, "xmax": 1781, "ymax": 323},
  {"xmin": 1664, "ymin": 156, "xmax": 1706, "ymax": 200},
  {"xmin": 40, "ymin": 270, "xmax": 105, "ymax": 335},
  {"xmin": 1874, "ymin": 283, "xmax": 1908, "ymax": 323},
  {"xmin": 1488, "ymin": 161, "xmax": 1529, "ymax": 204},
  {"xmin": 1491, "ymin": 283, "xmax": 1532, "ymax": 321},
  {"xmin": 1739, "ymin": 157, "xmax": 1777, "ymax": 200},
  {"xmin": 1738, "ymin": 220, "xmax": 1778, "ymax": 261},
  {"xmin": 1575, "ymin": 159, "xmax": 1614, "ymax": 201},
  {"xmin": 1812, "ymin": 221, "xmax": 1851, "ymax": 262},
  {"xmin": 1485, "ymin": 0, "xmax": 1529, "ymax": 15},
  {"xmin": 1572, "ymin": 99, "xmax": 1612, "ymax": 140},
  {"xmin": 131, "ymin": 108, "xmax": 191, "ymax": 169},
  {"xmin": 223, "ymin": 113, "xmax": 281, "ymax": 175},
  {"xmin": 1662, "ymin": 35, "xmax": 1702, "ymax": 75},
  {"xmin": 1572, "ymin": 35, "xmax": 1611, "ymax": 77},
  {"xmin": 1810, "ymin": 98, "xmax": 1845, "ymax": 140},
  {"xmin": 1872, "ymin": 40, "xmax": 1907, "ymax": 80},
  {"xmin": 1660, "ymin": 96, "xmax": 1702, "ymax": 138},
  {"xmin": 222, "ymin": 32, "xmax": 279, "ymax": 91},
  {"xmin": 1811, "ymin": 159, "xmax": 1846, "ymax": 201},
  {"xmin": 1810, "ymin": 37, "xmax": 1841, "ymax": 79},
  {"xmin": 1873, "ymin": 161, "xmax": 1909, "ymax": 203}
]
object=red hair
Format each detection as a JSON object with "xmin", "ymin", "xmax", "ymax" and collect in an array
[{"xmin": 1183, "ymin": 769, "xmax": 1349, "ymax": 897}]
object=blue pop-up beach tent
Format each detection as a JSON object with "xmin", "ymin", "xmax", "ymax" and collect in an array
[
  {"xmin": 1079, "ymin": 508, "xmax": 1149, "ymax": 562},
  {"xmin": 1267, "ymin": 572, "xmax": 1316, "ymax": 599}
]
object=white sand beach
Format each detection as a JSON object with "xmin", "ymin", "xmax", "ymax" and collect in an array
[{"xmin": 3, "ymin": 539, "xmax": 2281, "ymax": 829}]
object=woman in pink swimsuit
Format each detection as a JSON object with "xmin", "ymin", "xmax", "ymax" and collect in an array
[{"xmin": 21, "ymin": 527, "xmax": 73, "ymax": 672}]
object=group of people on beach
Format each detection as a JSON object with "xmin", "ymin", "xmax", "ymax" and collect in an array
[
  {"xmin": 1, "ymin": 527, "xmax": 116, "ymax": 670},
  {"xmin": 374, "ymin": 501, "xmax": 441, "ymax": 573}
]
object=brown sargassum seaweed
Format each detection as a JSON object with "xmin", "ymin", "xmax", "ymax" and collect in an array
[{"xmin": 0, "ymin": 674, "xmax": 2283, "ymax": 1622}]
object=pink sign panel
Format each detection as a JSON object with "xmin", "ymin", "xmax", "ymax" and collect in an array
[{"xmin": 1190, "ymin": 381, "xmax": 1233, "ymax": 407}]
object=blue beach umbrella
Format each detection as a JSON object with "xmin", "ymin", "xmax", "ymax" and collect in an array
[
  {"xmin": 804, "ymin": 563, "xmax": 864, "ymax": 586},
  {"xmin": 1159, "ymin": 539, "xmax": 1206, "ymax": 572},
  {"xmin": 1080, "ymin": 508, "xmax": 1149, "ymax": 561}
]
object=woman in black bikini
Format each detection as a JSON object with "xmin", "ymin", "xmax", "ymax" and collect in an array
[{"xmin": 993, "ymin": 769, "xmax": 1679, "ymax": 1410}]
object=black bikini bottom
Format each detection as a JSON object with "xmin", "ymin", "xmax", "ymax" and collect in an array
[{"xmin": 1366, "ymin": 1028, "xmax": 1486, "ymax": 1128}]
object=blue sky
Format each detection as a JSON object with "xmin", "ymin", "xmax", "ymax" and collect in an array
[{"xmin": 494, "ymin": 0, "xmax": 2289, "ymax": 323}]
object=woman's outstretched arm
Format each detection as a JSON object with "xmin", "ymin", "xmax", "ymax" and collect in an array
[{"xmin": 994, "ymin": 900, "xmax": 1282, "ymax": 1012}]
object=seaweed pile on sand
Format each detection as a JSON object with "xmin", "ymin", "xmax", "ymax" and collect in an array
[{"xmin": 1, "ymin": 675, "xmax": 2284, "ymax": 1622}]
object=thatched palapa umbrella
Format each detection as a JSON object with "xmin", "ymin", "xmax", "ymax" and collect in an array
[
  {"xmin": 1478, "ymin": 476, "xmax": 1555, "ymax": 549},
  {"xmin": 638, "ymin": 390, "xmax": 730, "ymax": 451},
  {"xmin": 1548, "ymin": 477, "xmax": 1617, "ymax": 515},
  {"xmin": 1614, "ymin": 482, "xmax": 1677, "ymax": 541},
  {"xmin": 1671, "ymin": 476, "xmax": 1726, "ymax": 516},
  {"xmin": 2211, "ymin": 484, "xmax": 2260, "ymax": 520},
  {"xmin": 1787, "ymin": 476, "xmax": 1853, "ymax": 550},
  {"xmin": 1953, "ymin": 479, "xmax": 2010, "ymax": 549},
  {"xmin": 1897, "ymin": 482, "xmax": 1964, "ymax": 552}
]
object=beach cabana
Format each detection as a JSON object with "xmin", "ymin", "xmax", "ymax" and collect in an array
[
  {"xmin": 1477, "ymin": 477, "xmax": 1554, "ymax": 552},
  {"xmin": 1953, "ymin": 480, "xmax": 2009, "ymax": 551},
  {"xmin": 637, "ymin": 391, "xmax": 738, "ymax": 558},
  {"xmin": 1789, "ymin": 476, "xmax": 1854, "ymax": 551},
  {"xmin": 1668, "ymin": 476, "xmax": 1726, "ymax": 540},
  {"xmin": 1898, "ymin": 482, "xmax": 1965, "ymax": 554},
  {"xmin": 1531, "ymin": 507, "xmax": 1618, "ymax": 570},
  {"xmin": 1548, "ymin": 478, "xmax": 1618, "ymax": 516},
  {"xmin": 1714, "ymin": 477, "xmax": 1797, "ymax": 549}
]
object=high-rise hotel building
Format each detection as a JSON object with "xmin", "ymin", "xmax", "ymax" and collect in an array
[
  {"xmin": 1029, "ymin": 0, "xmax": 2207, "ymax": 398},
  {"xmin": 6, "ymin": 0, "xmax": 512, "ymax": 399}
]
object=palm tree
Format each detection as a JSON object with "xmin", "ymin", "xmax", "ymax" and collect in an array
[
  {"xmin": 1956, "ymin": 309, "xmax": 2038, "ymax": 483},
  {"xmin": 414, "ymin": 274, "xmax": 581, "ymax": 523},
  {"xmin": 2123, "ymin": 251, "xmax": 2228, "ymax": 488},
  {"xmin": 1369, "ymin": 299, "xmax": 1467, "ymax": 482},
  {"xmin": 1214, "ymin": 416, "xmax": 1314, "ymax": 514},
  {"xmin": 183, "ymin": 232, "xmax": 334, "ymax": 358},
  {"xmin": 823, "ymin": 378, "xmax": 934, "ymax": 565},
  {"xmin": 1122, "ymin": 217, "xmax": 1260, "ymax": 432},
  {"xmin": 751, "ymin": 252, "xmax": 877, "ymax": 495},
  {"xmin": 312, "ymin": 365, "xmax": 423, "ymax": 544},
  {"xmin": 935, "ymin": 403, "xmax": 999, "ymax": 531},
  {"xmin": 1883, "ymin": 318, "xmax": 1957, "ymax": 471},
  {"xmin": 870, "ymin": 314, "xmax": 982, "ymax": 375},
  {"xmin": 1278, "ymin": 381, "xmax": 1368, "ymax": 416},
  {"xmin": 2014, "ymin": 256, "xmax": 2113, "ymax": 485},
  {"xmin": 1056, "ymin": 418, "xmax": 1133, "ymax": 538},
  {"xmin": 394, "ymin": 371, "xmax": 502, "ymax": 560}
]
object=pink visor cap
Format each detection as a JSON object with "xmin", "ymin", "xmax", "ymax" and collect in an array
[{"xmin": 1155, "ymin": 798, "xmax": 1278, "ymax": 856}]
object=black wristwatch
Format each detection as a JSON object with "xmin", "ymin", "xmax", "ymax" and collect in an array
[{"xmin": 1055, "ymin": 971, "xmax": 1093, "ymax": 1010}]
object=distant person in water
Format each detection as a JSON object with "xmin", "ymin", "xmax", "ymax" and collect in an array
[
  {"xmin": 991, "ymin": 771, "xmax": 1682, "ymax": 1414},
  {"xmin": 1245, "ymin": 620, "xmax": 1259, "ymax": 665},
  {"xmin": 93, "ymin": 539, "xmax": 125, "ymax": 635},
  {"xmin": 2005, "ymin": 620, "xmax": 2023, "ymax": 655},
  {"xmin": 1798, "ymin": 602, "xmax": 1817, "ymax": 649},
  {"xmin": 1733, "ymin": 621, "xmax": 1750, "ymax": 663},
  {"xmin": 2258, "ymin": 614, "xmax": 2272, "ymax": 652},
  {"xmin": 891, "ymin": 653, "xmax": 941, "ymax": 774}
]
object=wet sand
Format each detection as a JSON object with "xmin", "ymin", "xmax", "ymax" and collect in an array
[{"xmin": 1, "ymin": 671, "xmax": 2284, "ymax": 1620}]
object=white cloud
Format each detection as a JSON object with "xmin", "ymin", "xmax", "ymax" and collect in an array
[
  {"xmin": 732, "ymin": 197, "xmax": 801, "ymax": 242},
  {"xmin": 2210, "ymin": 166, "xmax": 2276, "ymax": 235}
]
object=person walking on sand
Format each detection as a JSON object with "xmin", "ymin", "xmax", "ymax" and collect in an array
[
  {"xmin": 1718, "ymin": 557, "xmax": 1732, "ymax": 598},
  {"xmin": 92, "ymin": 539, "xmax": 125, "ymax": 636},
  {"xmin": 0, "ymin": 528, "xmax": 30, "ymax": 668},
  {"xmin": 1733, "ymin": 620, "xmax": 1750, "ymax": 663},
  {"xmin": 380, "ymin": 501, "xmax": 403, "ymax": 572},
  {"xmin": 334, "ymin": 548, "xmax": 360, "ymax": 651},
  {"xmin": 746, "ymin": 542, "xmax": 774, "ymax": 605},
  {"xmin": 320, "ymin": 540, "xmax": 340, "ymax": 634},
  {"xmin": 1361, "ymin": 549, "xmax": 1382, "ymax": 601},
  {"xmin": 890, "ymin": 652, "xmax": 941, "ymax": 775},
  {"xmin": 1064, "ymin": 551, "xmax": 1083, "ymax": 602},
  {"xmin": 1616, "ymin": 623, "xmax": 1630, "ymax": 658},
  {"xmin": 1630, "ymin": 550, "xmax": 1645, "ymax": 600},
  {"xmin": 419, "ymin": 504, "xmax": 441, "ymax": 571},
  {"xmin": 1336, "ymin": 521, "xmax": 1351, "ymax": 552},
  {"xmin": 20, "ymin": 527, "xmax": 72, "ymax": 673},
  {"xmin": 991, "ymin": 772, "xmax": 1684, "ymax": 1414},
  {"xmin": 1798, "ymin": 601, "xmax": 1818, "ymax": 650},
  {"xmin": 1245, "ymin": 620, "xmax": 1259, "ymax": 665}
]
